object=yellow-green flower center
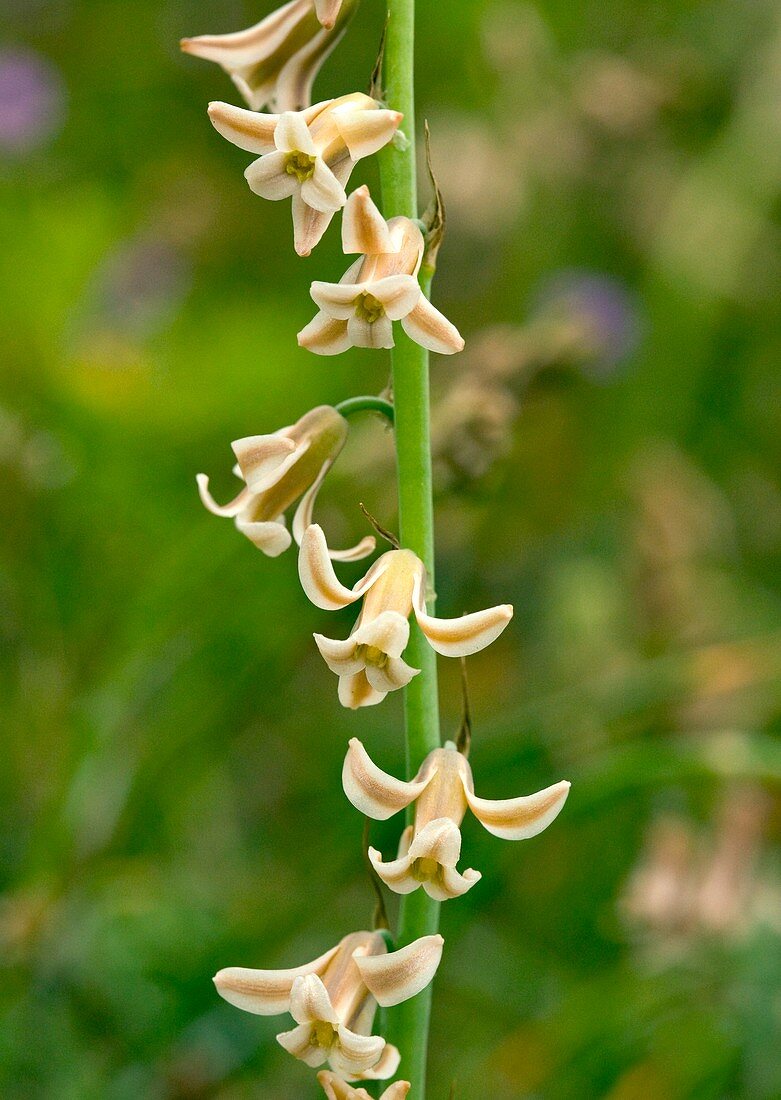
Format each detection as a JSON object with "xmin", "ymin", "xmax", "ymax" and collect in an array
[
  {"xmin": 355, "ymin": 292, "xmax": 385, "ymax": 325},
  {"xmin": 311, "ymin": 1019, "xmax": 338, "ymax": 1051},
  {"xmin": 411, "ymin": 857, "xmax": 442, "ymax": 884},
  {"xmin": 285, "ymin": 151, "xmax": 317, "ymax": 182},
  {"xmin": 357, "ymin": 644, "xmax": 389, "ymax": 669}
]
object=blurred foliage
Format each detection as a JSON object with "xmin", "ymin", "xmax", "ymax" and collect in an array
[{"xmin": 3, "ymin": 0, "xmax": 781, "ymax": 1096}]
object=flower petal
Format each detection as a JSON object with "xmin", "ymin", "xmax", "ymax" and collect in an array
[
  {"xmin": 289, "ymin": 973, "xmax": 339, "ymax": 1026},
  {"xmin": 299, "ymin": 523, "xmax": 375, "ymax": 609},
  {"xmin": 213, "ymin": 942, "xmax": 339, "ymax": 1015},
  {"xmin": 274, "ymin": 110, "xmax": 318, "ymax": 154},
  {"xmin": 298, "ymin": 311, "xmax": 352, "ymax": 354},
  {"xmin": 278, "ymin": 1022, "xmax": 328, "ymax": 1066},
  {"xmin": 208, "ymin": 101, "xmax": 280, "ymax": 154},
  {"xmin": 400, "ymin": 295, "xmax": 464, "ymax": 355},
  {"xmin": 408, "ymin": 817, "xmax": 463, "ymax": 868},
  {"xmin": 343, "ymin": 739, "xmax": 432, "ymax": 820},
  {"xmin": 357, "ymin": 1044, "xmax": 403, "ymax": 1083},
  {"xmin": 412, "ymin": 572, "xmax": 513, "ymax": 657},
  {"xmin": 196, "ymin": 473, "xmax": 253, "ymax": 518},
  {"xmin": 369, "ymin": 275, "xmax": 421, "ymax": 320},
  {"xmin": 338, "ymin": 670, "xmax": 387, "ymax": 709},
  {"xmin": 347, "ymin": 313, "xmax": 394, "ymax": 350},
  {"xmin": 332, "ymin": 105, "xmax": 403, "ymax": 160},
  {"xmin": 429, "ymin": 864, "xmax": 482, "ymax": 901},
  {"xmin": 364, "ymin": 657, "xmax": 419, "ymax": 694},
  {"xmin": 310, "ymin": 280, "xmax": 360, "ymax": 319},
  {"xmin": 314, "ymin": 0, "xmax": 343, "ymax": 27},
  {"xmin": 245, "ymin": 150, "xmax": 300, "ymax": 200},
  {"xmin": 352, "ymin": 609, "xmax": 410, "ymax": 659},
  {"xmin": 465, "ymin": 779, "xmax": 571, "ymax": 840},
  {"xmin": 301, "ymin": 157, "xmax": 348, "ymax": 212},
  {"xmin": 354, "ymin": 934, "xmax": 444, "ymax": 1008},
  {"xmin": 292, "ymin": 157, "xmax": 354, "ymax": 255},
  {"xmin": 341, "ymin": 185, "xmax": 396, "ymax": 254},
  {"xmin": 314, "ymin": 633, "xmax": 364, "ymax": 676},
  {"xmin": 235, "ymin": 516, "xmax": 293, "ymax": 556},
  {"xmin": 231, "ymin": 433, "xmax": 297, "ymax": 493},
  {"xmin": 331, "ymin": 1028, "xmax": 386, "ymax": 1076},
  {"xmin": 368, "ymin": 844, "xmax": 418, "ymax": 895}
]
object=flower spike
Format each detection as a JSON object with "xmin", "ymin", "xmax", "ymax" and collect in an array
[
  {"xmin": 197, "ymin": 405, "xmax": 374, "ymax": 560},
  {"xmin": 344, "ymin": 739, "xmax": 570, "ymax": 900},
  {"xmin": 181, "ymin": 0, "xmax": 358, "ymax": 113},
  {"xmin": 208, "ymin": 96, "xmax": 402, "ymax": 255},
  {"xmin": 299, "ymin": 185, "xmax": 464, "ymax": 354},
  {"xmin": 299, "ymin": 523, "xmax": 513, "ymax": 708},
  {"xmin": 214, "ymin": 930, "xmax": 443, "ymax": 1080}
]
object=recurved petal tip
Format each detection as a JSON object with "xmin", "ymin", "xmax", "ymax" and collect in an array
[
  {"xmin": 467, "ymin": 778, "xmax": 571, "ymax": 840},
  {"xmin": 354, "ymin": 933, "xmax": 444, "ymax": 1007}
]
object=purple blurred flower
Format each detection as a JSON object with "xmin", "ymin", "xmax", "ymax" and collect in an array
[
  {"xmin": 530, "ymin": 269, "xmax": 642, "ymax": 379},
  {"xmin": 0, "ymin": 46, "xmax": 66, "ymax": 155}
]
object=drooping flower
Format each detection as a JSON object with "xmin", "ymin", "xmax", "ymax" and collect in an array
[
  {"xmin": 197, "ymin": 404, "xmax": 374, "ymax": 559},
  {"xmin": 208, "ymin": 95, "xmax": 402, "ymax": 256},
  {"xmin": 214, "ymin": 930, "xmax": 443, "ymax": 1080},
  {"xmin": 298, "ymin": 185, "xmax": 464, "ymax": 354},
  {"xmin": 319, "ymin": 1071, "xmax": 410, "ymax": 1099},
  {"xmin": 181, "ymin": 0, "xmax": 358, "ymax": 113},
  {"xmin": 344, "ymin": 739, "xmax": 570, "ymax": 900},
  {"xmin": 298, "ymin": 523, "xmax": 513, "ymax": 708}
]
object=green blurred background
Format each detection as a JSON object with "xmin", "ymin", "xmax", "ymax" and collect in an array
[{"xmin": 3, "ymin": 0, "xmax": 781, "ymax": 1096}]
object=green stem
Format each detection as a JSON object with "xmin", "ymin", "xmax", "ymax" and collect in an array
[
  {"xmin": 378, "ymin": 3, "xmax": 441, "ymax": 1097},
  {"xmin": 335, "ymin": 394, "xmax": 395, "ymax": 422}
]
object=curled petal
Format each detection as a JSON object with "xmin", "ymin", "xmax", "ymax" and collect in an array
[
  {"xmin": 310, "ymin": 281, "xmax": 359, "ymax": 319},
  {"xmin": 343, "ymin": 739, "xmax": 431, "ymax": 820},
  {"xmin": 354, "ymin": 934, "xmax": 444, "ymax": 1008},
  {"xmin": 369, "ymin": 275, "xmax": 422, "ymax": 320},
  {"xmin": 338, "ymin": 670, "xmax": 386, "ymax": 709},
  {"xmin": 274, "ymin": 110, "xmax": 318, "ymax": 154},
  {"xmin": 208, "ymin": 100, "xmax": 279, "ymax": 154},
  {"xmin": 299, "ymin": 523, "xmax": 374, "ymax": 609},
  {"xmin": 465, "ymin": 779, "xmax": 571, "ymax": 840},
  {"xmin": 289, "ymin": 973, "xmax": 339, "ymax": 1026},
  {"xmin": 332, "ymin": 105, "xmax": 403, "ymax": 160},
  {"xmin": 412, "ymin": 573, "xmax": 513, "ymax": 657},
  {"xmin": 330, "ymin": 1028, "xmax": 386, "ymax": 1077},
  {"xmin": 301, "ymin": 158, "xmax": 348, "ymax": 212},
  {"xmin": 314, "ymin": 633, "xmax": 364, "ymax": 676},
  {"xmin": 347, "ymin": 313, "xmax": 394, "ymax": 350},
  {"xmin": 431, "ymin": 864, "xmax": 482, "ymax": 902},
  {"xmin": 318, "ymin": 1071, "xmax": 409, "ymax": 1099},
  {"xmin": 231, "ymin": 433, "xmax": 297, "ymax": 493},
  {"xmin": 196, "ymin": 473, "xmax": 253, "ymax": 518},
  {"xmin": 235, "ymin": 515, "xmax": 293, "ymax": 556},
  {"xmin": 364, "ymin": 657, "xmax": 419, "ymax": 694},
  {"xmin": 277, "ymin": 1022, "xmax": 328, "ymax": 1066},
  {"xmin": 298, "ymin": 311, "xmax": 352, "ymax": 355},
  {"xmin": 245, "ymin": 150, "xmax": 299, "ymax": 200},
  {"xmin": 352, "ymin": 609, "xmax": 410, "ymax": 659},
  {"xmin": 408, "ymin": 817, "xmax": 463, "ymax": 869},
  {"xmin": 356, "ymin": 1044, "xmax": 403, "ymax": 1083},
  {"xmin": 368, "ymin": 844, "xmax": 419, "ymax": 895},
  {"xmin": 292, "ymin": 155, "xmax": 354, "ymax": 256},
  {"xmin": 400, "ymin": 295, "xmax": 464, "ymax": 355},
  {"xmin": 342, "ymin": 185, "xmax": 396, "ymax": 254},
  {"xmin": 213, "ymin": 942, "xmax": 339, "ymax": 1015}
]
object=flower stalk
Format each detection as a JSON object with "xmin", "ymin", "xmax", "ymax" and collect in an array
[{"xmin": 377, "ymin": 1, "xmax": 441, "ymax": 1094}]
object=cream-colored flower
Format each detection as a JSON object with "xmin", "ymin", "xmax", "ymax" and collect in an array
[
  {"xmin": 208, "ymin": 95, "xmax": 402, "ymax": 256},
  {"xmin": 181, "ymin": 0, "xmax": 358, "ymax": 113},
  {"xmin": 318, "ymin": 1071, "xmax": 410, "ymax": 1099},
  {"xmin": 344, "ymin": 739, "xmax": 570, "ymax": 900},
  {"xmin": 298, "ymin": 185, "xmax": 464, "ymax": 354},
  {"xmin": 214, "ymin": 930, "xmax": 443, "ymax": 1080},
  {"xmin": 314, "ymin": 0, "xmax": 346, "ymax": 26},
  {"xmin": 299, "ymin": 523, "xmax": 513, "ymax": 708},
  {"xmin": 197, "ymin": 405, "xmax": 374, "ymax": 560}
]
